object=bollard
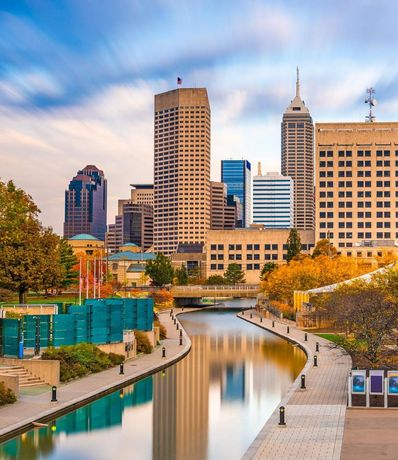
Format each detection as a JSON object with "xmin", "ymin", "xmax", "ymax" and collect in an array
[
  {"xmin": 162, "ymin": 346, "xmax": 166, "ymax": 358},
  {"xmin": 242, "ymin": 311, "xmax": 245, "ymax": 316},
  {"xmin": 250, "ymin": 313, "xmax": 253, "ymax": 319},
  {"xmin": 314, "ymin": 355, "xmax": 318, "ymax": 367},
  {"xmin": 182, "ymin": 306, "xmax": 184, "ymax": 311},
  {"xmin": 301, "ymin": 374, "xmax": 306, "ymax": 390},
  {"xmin": 176, "ymin": 323, "xmax": 179, "ymax": 330},
  {"xmin": 119, "ymin": 363, "xmax": 124, "ymax": 375},
  {"xmin": 51, "ymin": 385, "xmax": 57, "ymax": 402},
  {"xmin": 278, "ymin": 406, "xmax": 286, "ymax": 426},
  {"xmin": 170, "ymin": 310, "xmax": 172, "ymax": 317},
  {"xmin": 180, "ymin": 329, "xmax": 183, "ymax": 337},
  {"xmin": 316, "ymin": 342, "xmax": 320, "ymax": 352},
  {"xmin": 287, "ymin": 326, "xmax": 290, "ymax": 334},
  {"xmin": 260, "ymin": 316, "xmax": 263, "ymax": 323},
  {"xmin": 304, "ymin": 332, "xmax": 308, "ymax": 341},
  {"xmin": 171, "ymin": 308, "xmax": 174, "ymax": 316},
  {"xmin": 272, "ymin": 321, "xmax": 275, "ymax": 327},
  {"xmin": 179, "ymin": 336, "xmax": 183, "ymax": 346},
  {"xmin": 174, "ymin": 318, "xmax": 176, "ymax": 325}
]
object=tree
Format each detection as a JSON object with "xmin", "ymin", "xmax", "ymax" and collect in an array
[
  {"xmin": 0, "ymin": 181, "xmax": 64, "ymax": 303},
  {"xmin": 224, "ymin": 263, "xmax": 245, "ymax": 285},
  {"xmin": 260, "ymin": 262, "xmax": 277, "ymax": 281},
  {"xmin": 312, "ymin": 239, "xmax": 337, "ymax": 258},
  {"xmin": 326, "ymin": 276, "xmax": 398, "ymax": 362},
  {"xmin": 261, "ymin": 255, "xmax": 371, "ymax": 307},
  {"xmin": 205, "ymin": 275, "xmax": 227, "ymax": 285},
  {"xmin": 175, "ymin": 264, "xmax": 188, "ymax": 285},
  {"xmin": 59, "ymin": 239, "xmax": 79, "ymax": 289},
  {"xmin": 145, "ymin": 253, "xmax": 174, "ymax": 287},
  {"xmin": 286, "ymin": 228, "xmax": 301, "ymax": 262}
]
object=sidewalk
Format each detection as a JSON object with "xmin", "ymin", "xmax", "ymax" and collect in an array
[
  {"xmin": 0, "ymin": 309, "xmax": 191, "ymax": 442},
  {"xmin": 239, "ymin": 310, "xmax": 352, "ymax": 460}
]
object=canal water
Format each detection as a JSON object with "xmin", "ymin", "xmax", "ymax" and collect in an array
[{"xmin": 0, "ymin": 299, "xmax": 306, "ymax": 460}]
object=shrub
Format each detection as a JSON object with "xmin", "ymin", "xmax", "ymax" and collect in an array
[
  {"xmin": 41, "ymin": 343, "xmax": 124, "ymax": 382},
  {"xmin": 135, "ymin": 331, "xmax": 152, "ymax": 354},
  {"xmin": 0, "ymin": 382, "xmax": 16, "ymax": 406}
]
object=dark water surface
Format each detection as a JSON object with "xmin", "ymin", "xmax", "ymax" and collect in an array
[{"xmin": 0, "ymin": 300, "xmax": 306, "ymax": 460}]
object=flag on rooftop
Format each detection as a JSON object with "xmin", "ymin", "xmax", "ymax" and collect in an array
[{"xmin": 177, "ymin": 77, "xmax": 182, "ymax": 85}]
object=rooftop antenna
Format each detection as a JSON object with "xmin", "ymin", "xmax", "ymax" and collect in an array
[{"xmin": 364, "ymin": 87, "xmax": 377, "ymax": 122}]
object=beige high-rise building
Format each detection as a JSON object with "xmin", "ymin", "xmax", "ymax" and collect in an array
[
  {"xmin": 130, "ymin": 184, "xmax": 154, "ymax": 205},
  {"xmin": 281, "ymin": 68, "xmax": 314, "ymax": 230},
  {"xmin": 154, "ymin": 88, "xmax": 211, "ymax": 255},
  {"xmin": 316, "ymin": 122, "xmax": 398, "ymax": 257}
]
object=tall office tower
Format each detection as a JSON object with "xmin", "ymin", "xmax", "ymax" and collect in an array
[
  {"xmin": 221, "ymin": 160, "xmax": 251, "ymax": 227},
  {"xmin": 210, "ymin": 181, "xmax": 236, "ymax": 230},
  {"xmin": 154, "ymin": 88, "xmax": 211, "ymax": 255},
  {"xmin": 64, "ymin": 165, "xmax": 107, "ymax": 240},
  {"xmin": 281, "ymin": 68, "xmax": 314, "ymax": 230},
  {"xmin": 316, "ymin": 122, "xmax": 398, "ymax": 258},
  {"xmin": 122, "ymin": 203, "xmax": 153, "ymax": 251},
  {"xmin": 253, "ymin": 165, "xmax": 293, "ymax": 228}
]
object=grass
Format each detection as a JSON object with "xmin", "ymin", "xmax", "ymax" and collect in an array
[{"xmin": 315, "ymin": 333, "xmax": 347, "ymax": 347}]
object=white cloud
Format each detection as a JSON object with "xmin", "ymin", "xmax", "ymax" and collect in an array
[{"xmin": 0, "ymin": 82, "xmax": 157, "ymax": 234}]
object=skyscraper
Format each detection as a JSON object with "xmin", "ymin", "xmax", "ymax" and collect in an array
[
  {"xmin": 253, "ymin": 167, "xmax": 294, "ymax": 228},
  {"xmin": 210, "ymin": 181, "xmax": 236, "ymax": 230},
  {"xmin": 221, "ymin": 159, "xmax": 251, "ymax": 227},
  {"xmin": 316, "ymin": 121, "xmax": 398, "ymax": 258},
  {"xmin": 154, "ymin": 88, "xmax": 211, "ymax": 255},
  {"xmin": 64, "ymin": 165, "xmax": 107, "ymax": 240},
  {"xmin": 281, "ymin": 68, "xmax": 314, "ymax": 230}
]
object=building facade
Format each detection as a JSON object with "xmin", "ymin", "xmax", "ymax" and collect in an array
[
  {"xmin": 154, "ymin": 88, "xmax": 211, "ymax": 255},
  {"xmin": 281, "ymin": 69, "xmax": 314, "ymax": 230},
  {"xmin": 64, "ymin": 165, "xmax": 107, "ymax": 240},
  {"xmin": 206, "ymin": 227, "xmax": 315, "ymax": 283},
  {"xmin": 210, "ymin": 181, "xmax": 236, "ymax": 230},
  {"xmin": 130, "ymin": 184, "xmax": 154, "ymax": 205},
  {"xmin": 316, "ymin": 121, "xmax": 398, "ymax": 258},
  {"xmin": 253, "ymin": 170, "xmax": 294, "ymax": 228},
  {"xmin": 68, "ymin": 233, "xmax": 105, "ymax": 256},
  {"xmin": 221, "ymin": 160, "xmax": 251, "ymax": 227}
]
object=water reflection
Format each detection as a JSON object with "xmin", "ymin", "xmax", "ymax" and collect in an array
[{"xmin": 0, "ymin": 309, "xmax": 305, "ymax": 460}]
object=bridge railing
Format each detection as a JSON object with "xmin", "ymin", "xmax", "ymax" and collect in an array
[{"xmin": 171, "ymin": 285, "xmax": 260, "ymax": 292}]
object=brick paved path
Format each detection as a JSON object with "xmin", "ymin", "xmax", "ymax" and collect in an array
[
  {"xmin": 0, "ymin": 310, "xmax": 190, "ymax": 441},
  {"xmin": 239, "ymin": 310, "xmax": 351, "ymax": 460}
]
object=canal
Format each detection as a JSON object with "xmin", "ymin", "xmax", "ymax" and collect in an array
[{"xmin": 0, "ymin": 300, "xmax": 306, "ymax": 460}]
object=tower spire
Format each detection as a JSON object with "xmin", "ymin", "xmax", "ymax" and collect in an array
[{"xmin": 296, "ymin": 66, "xmax": 300, "ymax": 98}]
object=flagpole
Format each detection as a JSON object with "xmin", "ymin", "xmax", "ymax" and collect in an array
[
  {"xmin": 79, "ymin": 257, "xmax": 82, "ymax": 305},
  {"xmin": 98, "ymin": 250, "xmax": 102, "ymax": 298},
  {"xmin": 93, "ymin": 256, "xmax": 97, "ymax": 299},
  {"xmin": 86, "ymin": 258, "xmax": 89, "ymax": 300}
]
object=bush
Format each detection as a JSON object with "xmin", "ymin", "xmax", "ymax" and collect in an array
[
  {"xmin": 0, "ymin": 382, "xmax": 16, "ymax": 406},
  {"xmin": 134, "ymin": 331, "xmax": 152, "ymax": 354},
  {"xmin": 41, "ymin": 343, "xmax": 124, "ymax": 382}
]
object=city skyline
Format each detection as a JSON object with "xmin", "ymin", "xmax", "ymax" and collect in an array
[{"xmin": 2, "ymin": 1, "xmax": 398, "ymax": 233}]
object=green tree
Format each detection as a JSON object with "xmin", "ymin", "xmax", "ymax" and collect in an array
[
  {"xmin": 260, "ymin": 262, "xmax": 277, "ymax": 281},
  {"xmin": 205, "ymin": 275, "xmax": 227, "ymax": 285},
  {"xmin": 224, "ymin": 263, "xmax": 246, "ymax": 285},
  {"xmin": 286, "ymin": 228, "xmax": 301, "ymax": 262},
  {"xmin": 0, "ymin": 181, "xmax": 63, "ymax": 303},
  {"xmin": 145, "ymin": 253, "xmax": 174, "ymax": 287},
  {"xmin": 312, "ymin": 239, "xmax": 337, "ymax": 258},
  {"xmin": 59, "ymin": 239, "xmax": 79, "ymax": 289},
  {"xmin": 175, "ymin": 264, "xmax": 188, "ymax": 285}
]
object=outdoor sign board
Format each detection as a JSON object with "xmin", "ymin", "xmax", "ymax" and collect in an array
[
  {"xmin": 352, "ymin": 370, "xmax": 366, "ymax": 394},
  {"xmin": 387, "ymin": 371, "xmax": 398, "ymax": 395},
  {"xmin": 369, "ymin": 370, "xmax": 384, "ymax": 395}
]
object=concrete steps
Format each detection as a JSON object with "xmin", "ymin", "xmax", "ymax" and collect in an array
[{"xmin": 0, "ymin": 365, "xmax": 45, "ymax": 387}]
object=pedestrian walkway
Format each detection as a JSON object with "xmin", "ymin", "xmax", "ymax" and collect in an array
[
  {"xmin": 0, "ymin": 310, "xmax": 191, "ymax": 442},
  {"xmin": 239, "ymin": 310, "xmax": 351, "ymax": 460}
]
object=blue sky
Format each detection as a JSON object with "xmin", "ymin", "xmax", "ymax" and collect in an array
[{"xmin": 1, "ymin": 0, "xmax": 398, "ymax": 233}]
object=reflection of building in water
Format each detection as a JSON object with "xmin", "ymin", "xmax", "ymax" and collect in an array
[
  {"xmin": 0, "ymin": 378, "xmax": 153, "ymax": 460},
  {"xmin": 153, "ymin": 335, "xmax": 210, "ymax": 460},
  {"xmin": 153, "ymin": 331, "xmax": 306, "ymax": 459}
]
